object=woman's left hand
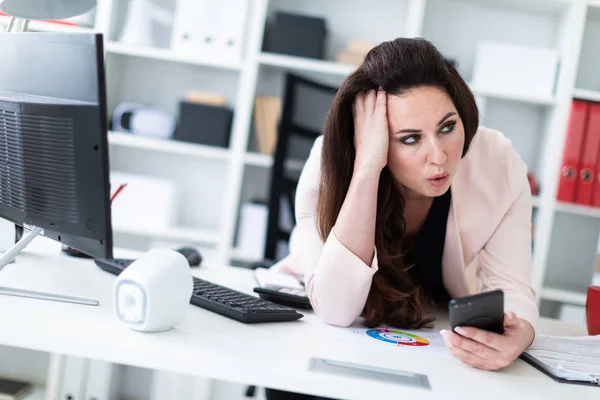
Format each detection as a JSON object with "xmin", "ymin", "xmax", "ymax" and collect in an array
[{"xmin": 440, "ymin": 312, "xmax": 535, "ymax": 371}]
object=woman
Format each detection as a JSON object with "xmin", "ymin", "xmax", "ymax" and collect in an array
[{"xmin": 267, "ymin": 37, "xmax": 538, "ymax": 399}]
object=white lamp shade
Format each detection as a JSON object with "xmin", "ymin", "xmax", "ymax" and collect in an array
[{"xmin": 0, "ymin": 0, "xmax": 96, "ymax": 20}]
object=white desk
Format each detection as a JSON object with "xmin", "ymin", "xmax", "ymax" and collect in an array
[{"xmin": 0, "ymin": 237, "xmax": 596, "ymax": 400}]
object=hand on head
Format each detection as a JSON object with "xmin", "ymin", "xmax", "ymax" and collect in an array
[{"xmin": 353, "ymin": 89, "xmax": 389, "ymax": 173}]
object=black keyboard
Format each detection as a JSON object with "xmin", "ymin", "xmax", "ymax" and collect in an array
[{"xmin": 94, "ymin": 258, "xmax": 304, "ymax": 324}]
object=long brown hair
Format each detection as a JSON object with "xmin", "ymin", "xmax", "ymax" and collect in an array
[{"xmin": 317, "ymin": 38, "xmax": 479, "ymax": 329}]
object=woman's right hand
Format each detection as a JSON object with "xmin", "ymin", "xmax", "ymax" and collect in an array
[{"xmin": 353, "ymin": 89, "xmax": 389, "ymax": 173}]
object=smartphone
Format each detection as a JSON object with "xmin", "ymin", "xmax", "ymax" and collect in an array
[
  {"xmin": 253, "ymin": 285, "xmax": 312, "ymax": 309},
  {"xmin": 0, "ymin": 377, "xmax": 33, "ymax": 399},
  {"xmin": 449, "ymin": 290, "xmax": 504, "ymax": 335}
]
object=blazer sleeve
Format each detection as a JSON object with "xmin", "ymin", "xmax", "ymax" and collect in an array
[
  {"xmin": 477, "ymin": 142, "xmax": 539, "ymax": 331},
  {"xmin": 273, "ymin": 136, "xmax": 378, "ymax": 327}
]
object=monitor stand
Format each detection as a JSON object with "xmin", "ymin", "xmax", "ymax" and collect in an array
[{"xmin": 0, "ymin": 226, "xmax": 99, "ymax": 306}]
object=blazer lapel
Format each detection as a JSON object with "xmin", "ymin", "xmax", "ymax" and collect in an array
[{"xmin": 442, "ymin": 187, "xmax": 470, "ymax": 299}]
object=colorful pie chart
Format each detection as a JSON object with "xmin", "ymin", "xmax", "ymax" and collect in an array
[{"xmin": 366, "ymin": 328, "xmax": 430, "ymax": 346}]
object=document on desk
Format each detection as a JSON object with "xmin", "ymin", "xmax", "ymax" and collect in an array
[
  {"xmin": 521, "ymin": 335, "xmax": 600, "ymax": 386},
  {"xmin": 305, "ymin": 316, "xmax": 449, "ymax": 356}
]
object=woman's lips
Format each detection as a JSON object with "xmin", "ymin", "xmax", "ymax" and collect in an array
[{"xmin": 428, "ymin": 173, "xmax": 449, "ymax": 188}]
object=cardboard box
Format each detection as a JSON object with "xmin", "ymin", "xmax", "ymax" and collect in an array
[
  {"xmin": 335, "ymin": 51, "xmax": 365, "ymax": 65},
  {"xmin": 347, "ymin": 40, "xmax": 374, "ymax": 55},
  {"xmin": 185, "ymin": 90, "xmax": 228, "ymax": 107}
]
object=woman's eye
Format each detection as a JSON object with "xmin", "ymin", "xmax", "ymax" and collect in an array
[
  {"xmin": 400, "ymin": 135, "xmax": 419, "ymax": 145},
  {"xmin": 440, "ymin": 121, "xmax": 456, "ymax": 133}
]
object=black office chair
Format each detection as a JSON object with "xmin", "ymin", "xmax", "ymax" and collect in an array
[{"xmin": 261, "ymin": 73, "xmax": 338, "ymax": 265}]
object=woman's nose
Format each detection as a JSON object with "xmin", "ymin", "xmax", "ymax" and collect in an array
[{"xmin": 427, "ymin": 140, "xmax": 447, "ymax": 165}]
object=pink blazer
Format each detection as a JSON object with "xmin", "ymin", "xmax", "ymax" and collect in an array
[{"xmin": 274, "ymin": 127, "xmax": 539, "ymax": 330}]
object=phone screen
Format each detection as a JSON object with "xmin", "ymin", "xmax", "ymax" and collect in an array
[{"xmin": 449, "ymin": 290, "xmax": 504, "ymax": 334}]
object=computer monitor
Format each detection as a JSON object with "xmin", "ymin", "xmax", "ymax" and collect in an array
[{"xmin": 0, "ymin": 32, "xmax": 113, "ymax": 305}]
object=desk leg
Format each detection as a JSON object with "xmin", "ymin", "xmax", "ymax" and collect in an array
[{"xmin": 45, "ymin": 353, "xmax": 65, "ymax": 400}]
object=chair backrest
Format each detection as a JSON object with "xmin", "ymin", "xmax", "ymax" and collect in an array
[{"xmin": 263, "ymin": 73, "xmax": 338, "ymax": 261}]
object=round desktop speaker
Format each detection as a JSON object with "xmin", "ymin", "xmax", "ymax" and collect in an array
[{"xmin": 114, "ymin": 248, "xmax": 193, "ymax": 332}]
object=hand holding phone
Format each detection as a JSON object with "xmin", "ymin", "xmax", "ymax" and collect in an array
[
  {"xmin": 443, "ymin": 290, "xmax": 537, "ymax": 371},
  {"xmin": 449, "ymin": 290, "xmax": 504, "ymax": 335}
]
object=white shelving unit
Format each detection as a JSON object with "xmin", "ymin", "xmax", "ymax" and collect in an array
[
  {"xmin": 244, "ymin": 151, "xmax": 305, "ymax": 171},
  {"xmin": 112, "ymin": 223, "xmax": 220, "ymax": 245},
  {"xmin": 469, "ymin": 84, "xmax": 557, "ymax": 105},
  {"xmin": 23, "ymin": 386, "xmax": 46, "ymax": 400},
  {"xmin": 105, "ymin": 40, "xmax": 244, "ymax": 70},
  {"xmin": 541, "ymin": 287, "xmax": 588, "ymax": 306},
  {"xmin": 572, "ymin": 87, "xmax": 600, "ymax": 102},
  {"xmin": 108, "ymin": 131, "xmax": 230, "ymax": 160},
  {"xmin": 16, "ymin": 0, "xmax": 600, "ymax": 317},
  {"xmin": 259, "ymin": 52, "xmax": 357, "ymax": 76},
  {"xmin": 554, "ymin": 200, "xmax": 600, "ymax": 218},
  {"xmin": 4, "ymin": 1, "xmax": 600, "ymax": 399},
  {"xmin": 0, "ymin": 15, "xmax": 94, "ymax": 33}
]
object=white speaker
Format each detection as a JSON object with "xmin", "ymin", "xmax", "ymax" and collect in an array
[{"xmin": 114, "ymin": 249, "xmax": 193, "ymax": 332}]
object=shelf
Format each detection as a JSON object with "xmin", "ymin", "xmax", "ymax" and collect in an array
[
  {"xmin": 105, "ymin": 41, "xmax": 243, "ymax": 71},
  {"xmin": 456, "ymin": 0, "xmax": 573, "ymax": 14},
  {"xmin": 244, "ymin": 152, "xmax": 305, "ymax": 171},
  {"xmin": 554, "ymin": 200, "xmax": 600, "ymax": 218},
  {"xmin": 113, "ymin": 224, "xmax": 220, "ymax": 245},
  {"xmin": 0, "ymin": 16, "xmax": 94, "ymax": 33},
  {"xmin": 108, "ymin": 131, "xmax": 230, "ymax": 161},
  {"xmin": 470, "ymin": 85, "xmax": 556, "ymax": 106},
  {"xmin": 572, "ymin": 88, "xmax": 600, "ymax": 103},
  {"xmin": 259, "ymin": 52, "xmax": 357, "ymax": 77},
  {"xmin": 24, "ymin": 386, "xmax": 45, "ymax": 400},
  {"xmin": 541, "ymin": 287, "xmax": 587, "ymax": 306}
]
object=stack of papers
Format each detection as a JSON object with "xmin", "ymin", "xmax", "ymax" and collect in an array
[{"xmin": 522, "ymin": 335, "xmax": 600, "ymax": 385}]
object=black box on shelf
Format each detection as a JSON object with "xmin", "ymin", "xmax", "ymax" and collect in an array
[
  {"xmin": 265, "ymin": 12, "xmax": 327, "ymax": 60},
  {"xmin": 174, "ymin": 101, "xmax": 234, "ymax": 148}
]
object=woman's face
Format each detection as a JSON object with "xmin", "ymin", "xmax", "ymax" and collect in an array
[{"xmin": 386, "ymin": 86, "xmax": 465, "ymax": 200}]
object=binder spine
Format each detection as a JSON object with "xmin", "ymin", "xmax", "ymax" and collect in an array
[
  {"xmin": 591, "ymin": 103, "xmax": 600, "ymax": 207},
  {"xmin": 576, "ymin": 103, "xmax": 600, "ymax": 205},
  {"xmin": 558, "ymin": 100, "xmax": 589, "ymax": 203}
]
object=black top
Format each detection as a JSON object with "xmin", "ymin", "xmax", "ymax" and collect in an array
[{"xmin": 405, "ymin": 189, "xmax": 452, "ymax": 304}]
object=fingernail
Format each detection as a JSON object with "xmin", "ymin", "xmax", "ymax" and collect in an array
[
  {"xmin": 454, "ymin": 326, "xmax": 468, "ymax": 336},
  {"xmin": 439, "ymin": 330, "xmax": 449, "ymax": 340}
]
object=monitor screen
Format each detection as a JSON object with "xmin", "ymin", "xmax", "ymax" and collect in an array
[{"xmin": 0, "ymin": 32, "xmax": 112, "ymax": 259}]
